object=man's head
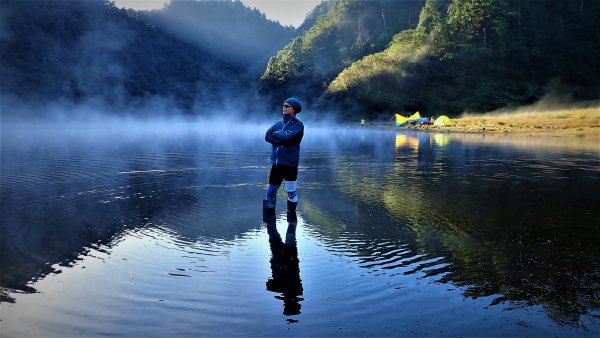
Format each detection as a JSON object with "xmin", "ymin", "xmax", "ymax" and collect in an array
[{"xmin": 283, "ymin": 98, "xmax": 302, "ymax": 117}]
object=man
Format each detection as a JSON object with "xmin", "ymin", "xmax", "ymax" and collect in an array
[{"xmin": 263, "ymin": 97, "xmax": 304, "ymax": 214}]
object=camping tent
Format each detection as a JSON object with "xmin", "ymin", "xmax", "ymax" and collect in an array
[
  {"xmin": 433, "ymin": 115, "xmax": 452, "ymax": 126},
  {"xmin": 395, "ymin": 112, "xmax": 420, "ymax": 127}
]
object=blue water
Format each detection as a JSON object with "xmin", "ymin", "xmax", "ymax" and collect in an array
[{"xmin": 1, "ymin": 123, "xmax": 599, "ymax": 336}]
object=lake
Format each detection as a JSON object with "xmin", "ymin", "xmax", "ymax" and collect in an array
[{"xmin": 1, "ymin": 122, "xmax": 599, "ymax": 336}]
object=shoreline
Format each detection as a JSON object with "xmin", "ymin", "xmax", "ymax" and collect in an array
[{"xmin": 367, "ymin": 107, "xmax": 600, "ymax": 137}]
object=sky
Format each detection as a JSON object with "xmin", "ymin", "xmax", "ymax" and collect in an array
[{"xmin": 112, "ymin": 0, "xmax": 321, "ymax": 28}]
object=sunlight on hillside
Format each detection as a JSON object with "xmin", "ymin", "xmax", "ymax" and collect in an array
[{"xmin": 328, "ymin": 30, "xmax": 429, "ymax": 93}]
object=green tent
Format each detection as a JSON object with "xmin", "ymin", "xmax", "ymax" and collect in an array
[{"xmin": 433, "ymin": 115, "xmax": 452, "ymax": 126}]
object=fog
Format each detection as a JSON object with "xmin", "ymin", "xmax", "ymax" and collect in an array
[
  {"xmin": 145, "ymin": 0, "xmax": 295, "ymax": 71},
  {"xmin": 1, "ymin": 0, "xmax": 295, "ymax": 118},
  {"xmin": 1, "ymin": 91, "xmax": 342, "ymax": 134},
  {"xmin": 462, "ymin": 80, "xmax": 598, "ymax": 118}
]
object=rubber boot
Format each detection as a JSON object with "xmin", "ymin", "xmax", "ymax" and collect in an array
[
  {"xmin": 263, "ymin": 199, "xmax": 276, "ymax": 210},
  {"xmin": 287, "ymin": 200, "xmax": 297, "ymax": 222}
]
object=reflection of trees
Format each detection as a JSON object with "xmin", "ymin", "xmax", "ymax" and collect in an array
[
  {"xmin": 0, "ymin": 191, "xmax": 126, "ymax": 291},
  {"xmin": 0, "ymin": 147, "xmax": 205, "ymax": 292},
  {"xmin": 0, "ymin": 142, "xmax": 263, "ymax": 296},
  {"xmin": 301, "ymin": 130, "xmax": 600, "ymax": 324}
]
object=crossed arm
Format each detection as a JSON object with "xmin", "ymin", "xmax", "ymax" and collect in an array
[{"xmin": 265, "ymin": 123, "xmax": 304, "ymax": 146}]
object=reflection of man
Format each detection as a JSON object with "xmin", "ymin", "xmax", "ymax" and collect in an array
[{"xmin": 264, "ymin": 209, "xmax": 303, "ymax": 316}]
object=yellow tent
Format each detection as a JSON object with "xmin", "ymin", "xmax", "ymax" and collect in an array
[
  {"xmin": 395, "ymin": 111, "xmax": 420, "ymax": 126},
  {"xmin": 433, "ymin": 115, "xmax": 452, "ymax": 126}
]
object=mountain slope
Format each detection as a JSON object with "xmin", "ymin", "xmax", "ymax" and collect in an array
[
  {"xmin": 0, "ymin": 0, "xmax": 294, "ymax": 114},
  {"xmin": 258, "ymin": 0, "xmax": 426, "ymax": 106},
  {"xmin": 327, "ymin": 0, "xmax": 600, "ymax": 116}
]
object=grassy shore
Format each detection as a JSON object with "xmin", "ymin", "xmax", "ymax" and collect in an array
[{"xmin": 389, "ymin": 106, "xmax": 600, "ymax": 136}]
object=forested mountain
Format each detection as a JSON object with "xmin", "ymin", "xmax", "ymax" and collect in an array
[
  {"xmin": 258, "ymin": 0, "xmax": 426, "ymax": 107},
  {"xmin": 261, "ymin": 0, "xmax": 600, "ymax": 118},
  {"xmin": 3, "ymin": 0, "xmax": 598, "ymax": 119},
  {"xmin": 1, "ymin": 0, "xmax": 294, "ymax": 114},
  {"xmin": 326, "ymin": 0, "xmax": 600, "ymax": 116}
]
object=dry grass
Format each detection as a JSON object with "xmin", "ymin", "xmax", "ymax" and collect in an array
[{"xmin": 434, "ymin": 106, "xmax": 600, "ymax": 136}]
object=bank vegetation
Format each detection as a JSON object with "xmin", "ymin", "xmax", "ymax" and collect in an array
[{"xmin": 398, "ymin": 106, "xmax": 600, "ymax": 136}]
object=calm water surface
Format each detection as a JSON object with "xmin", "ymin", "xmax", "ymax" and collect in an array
[{"xmin": 1, "ymin": 123, "xmax": 599, "ymax": 336}]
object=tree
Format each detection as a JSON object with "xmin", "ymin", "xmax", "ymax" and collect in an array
[{"xmin": 447, "ymin": 0, "xmax": 509, "ymax": 49}]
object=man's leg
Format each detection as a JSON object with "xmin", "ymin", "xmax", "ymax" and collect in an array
[
  {"xmin": 283, "ymin": 165, "xmax": 299, "ymax": 216},
  {"xmin": 285, "ymin": 181, "xmax": 298, "ymax": 203},
  {"xmin": 264, "ymin": 164, "xmax": 283, "ymax": 211},
  {"xmin": 266, "ymin": 184, "xmax": 279, "ymax": 202}
]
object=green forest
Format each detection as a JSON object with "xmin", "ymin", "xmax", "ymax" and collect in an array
[
  {"xmin": 2, "ymin": 0, "xmax": 599, "ymax": 119},
  {"xmin": 260, "ymin": 0, "xmax": 600, "ymax": 118}
]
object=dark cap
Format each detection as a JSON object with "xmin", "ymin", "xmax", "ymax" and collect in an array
[{"xmin": 284, "ymin": 98, "xmax": 302, "ymax": 114}]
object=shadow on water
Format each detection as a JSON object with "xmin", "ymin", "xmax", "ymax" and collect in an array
[
  {"xmin": 264, "ymin": 207, "xmax": 303, "ymax": 319},
  {"xmin": 299, "ymin": 129, "xmax": 600, "ymax": 326}
]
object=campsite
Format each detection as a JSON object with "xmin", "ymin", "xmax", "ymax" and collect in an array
[
  {"xmin": 393, "ymin": 111, "xmax": 452, "ymax": 127},
  {"xmin": 385, "ymin": 106, "xmax": 599, "ymax": 136}
]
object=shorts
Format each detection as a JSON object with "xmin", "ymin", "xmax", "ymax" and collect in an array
[{"xmin": 268, "ymin": 163, "xmax": 298, "ymax": 186}]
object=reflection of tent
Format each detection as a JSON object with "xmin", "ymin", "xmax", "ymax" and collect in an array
[
  {"xmin": 395, "ymin": 134, "xmax": 419, "ymax": 149},
  {"xmin": 395, "ymin": 112, "xmax": 420, "ymax": 126},
  {"xmin": 433, "ymin": 115, "xmax": 452, "ymax": 126},
  {"xmin": 432, "ymin": 133, "xmax": 450, "ymax": 147}
]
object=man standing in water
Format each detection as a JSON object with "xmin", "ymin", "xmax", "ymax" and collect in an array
[{"xmin": 263, "ymin": 98, "xmax": 304, "ymax": 215}]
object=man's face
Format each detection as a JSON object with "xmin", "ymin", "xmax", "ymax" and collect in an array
[{"xmin": 282, "ymin": 103, "xmax": 295, "ymax": 118}]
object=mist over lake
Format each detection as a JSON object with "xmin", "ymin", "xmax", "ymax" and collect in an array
[{"xmin": 1, "ymin": 121, "xmax": 598, "ymax": 336}]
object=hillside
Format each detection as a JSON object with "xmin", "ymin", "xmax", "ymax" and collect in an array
[
  {"xmin": 258, "ymin": 0, "xmax": 426, "ymax": 108},
  {"xmin": 0, "ymin": 0, "xmax": 294, "ymax": 114},
  {"xmin": 327, "ymin": 0, "xmax": 600, "ymax": 117},
  {"xmin": 261, "ymin": 0, "xmax": 600, "ymax": 119},
  {"xmin": 3, "ymin": 0, "xmax": 598, "ymax": 119}
]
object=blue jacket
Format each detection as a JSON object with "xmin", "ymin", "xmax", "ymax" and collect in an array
[{"xmin": 265, "ymin": 116, "xmax": 304, "ymax": 166}]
